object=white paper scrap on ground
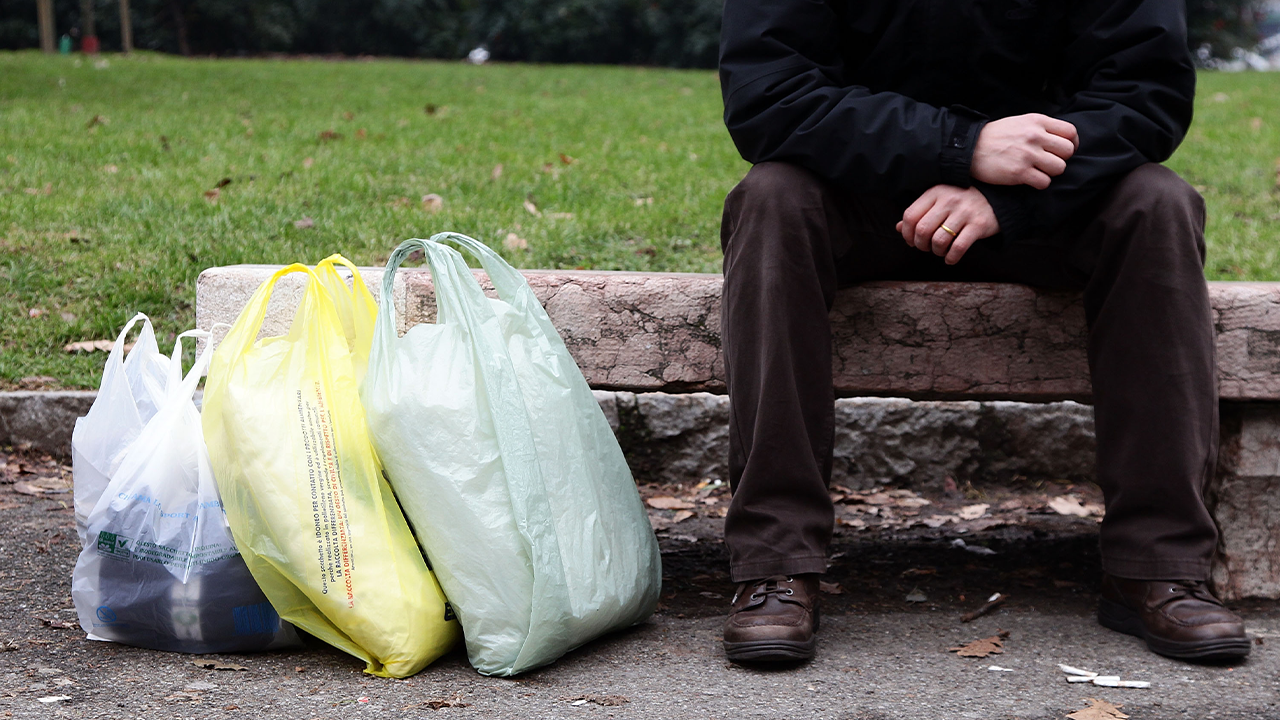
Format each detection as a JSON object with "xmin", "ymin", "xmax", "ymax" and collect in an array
[
  {"xmin": 1058, "ymin": 664, "xmax": 1098, "ymax": 677},
  {"xmin": 987, "ymin": 666, "xmax": 1014, "ymax": 672},
  {"xmin": 37, "ymin": 697, "xmax": 72, "ymax": 704},
  {"xmin": 1066, "ymin": 676, "xmax": 1096, "ymax": 683},
  {"xmin": 1092, "ymin": 677, "xmax": 1150, "ymax": 688}
]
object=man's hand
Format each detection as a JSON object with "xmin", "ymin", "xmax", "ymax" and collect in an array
[
  {"xmin": 971, "ymin": 114, "xmax": 1079, "ymax": 190},
  {"xmin": 897, "ymin": 185, "xmax": 1000, "ymax": 265}
]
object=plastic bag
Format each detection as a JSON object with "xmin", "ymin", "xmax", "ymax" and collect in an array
[
  {"xmin": 71, "ymin": 313, "xmax": 170, "ymax": 544},
  {"xmin": 362, "ymin": 234, "xmax": 662, "ymax": 676},
  {"xmin": 202, "ymin": 257, "xmax": 460, "ymax": 678},
  {"xmin": 72, "ymin": 328, "xmax": 300, "ymax": 653}
]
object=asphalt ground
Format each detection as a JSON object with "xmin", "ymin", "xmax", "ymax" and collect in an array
[{"xmin": 2, "ymin": 448, "xmax": 1278, "ymax": 719}]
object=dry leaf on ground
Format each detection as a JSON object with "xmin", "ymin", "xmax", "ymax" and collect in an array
[
  {"xmin": 318, "ymin": 130, "xmax": 342, "ymax": 141},
  {"xmin": 504, "ymin": 233, "xmax": 528, "ymax": 251},
  {"xmin": 563, "ymin": 695, "xmax": 628, "ymax": 707},
  {"xmin": 491, "ymin": 163, "xmax": 504, "ymax": 180},
  {"xmin": 1066, "ymin": 698, "xmax": 1128, "ymax": 720},
  {"xmin": 819, "ymin": 581, "xmax": 844, "ymax": 595},
  {"xmin": 523, "ymin": 199, "xmax": 541, "ymax": 217},
  {"xmin": 302, "ymin": 157, "xmax": 314, "ymax": 169},
  {"xmin": 949, "ymin": 630, "xmax": 1010, "ymax": 657},
  {"xmin": 203, "ymin": 188, "xmax": 220, "ymax": 202},
  {"xmin": 38, "ymin": 618, "xmax": 77, "ymax": 630},
  {"xmin": 293, "ymin": 217, "xmax": 314, "ymax": 229},
  {"xmin": 670, "ymin": 510, "xmax": 694, "ymax": 524},
  {"xmin": 404, "ymin": 693, "xmax": 469, "ymax": 710},
  {"xmin": 1048, "ymin": 496, "xmax": 1092, "ymax": 517},
  {"xmin": 559, "ymin": 153, "xmax": 575, "ymax": 165},
  {"xmin": 191, "ymin": 660, "xmax": 248, "ymax": 671},
  {"xmin": 958, "ymin": 503, "xmax": 990, "ymax": 520},
  {"xmin": 14, "ymin": 478, "xmax": 70, "ymax": 496},
  {"xmin": 421, "ymin": 194, "xmax": 444, "ymax": 212},
  {"xmin": 646, "ymin": 497, "xmax": 694, "ymax": 510}
]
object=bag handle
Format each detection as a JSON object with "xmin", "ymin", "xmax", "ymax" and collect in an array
[
  {"xmin": 101, "ymin": 312, "xmax": 154, "ymax": 383},
  {"xmin": 314, "ymin": 254, "xmax": 377, "ymax": 377},
  {"xmin": 165, "ymin": 328, "xmax": 219, "ymax": 402},
  {"xmin": 209, "ymin": 264, "xmax": 326, "ymax": 374}
]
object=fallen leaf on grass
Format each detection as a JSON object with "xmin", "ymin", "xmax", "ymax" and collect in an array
[
  {"xmin": 215, "ymin": 177, "xmax": 232, "ymax": 189},
  {"xmin": 63, "ymin": 339, "xmax": 115, "ymax": 353},
  {"xmin": 1067, "ymin": 698, "xmax": 1128, "ymax": 720},
  {"xmin": 318, "ymin": 130, "xmax": 342, "ymax": 141},
  {"xmin": 203, "ymin": 189, "xmax": 220, "ymax": 202},
  {"xmin": 958, "ymin": 503, "xmax": 990, "ymax": 520},
  {"xmin": 949, "ymin": 630, "xmax": 1009, "ymax": 658},
  {"xmin": 302, "ymin": 157, "xmax": 314, "ymax": 169},
  {"xmin": 424, "ymin": 103, "xmax": 438, "ymax": 115},
  {"xmin": 103, "ymin": 164, "xmax": 118, "ymax": 174},
  {"xmin": 28, "ymin": 308, "xmax": 45, "ymax": 318},
  {"xmin": 293, "ymin": 217, "xmax": 315, "ymax": 229},
  {"xmin": 491, "ymin": 163, "xmax": 503, "ymax": 180},
  {"xmin": 670, "ymin": 510, "xmax": 695, "ymax": 524},
  {"xmin": 563, "ymin": 695, "xmax": 628, "ymax": 707},
  {"xmin": 192, "ymin": 659, "xmax": 248, "ymax": 671},
  {"xmin": 356, "ymin": 128, "xmax": 366, "ymax": 139},
  {"xmin": 546, "ymin": 212, "xmax": 574, "ymax": 219},
  {"xmin": 559, "ymin": 153, "xmax": 574, "ymax": 165},
  {"xmin": 421, "ymin": 194, "xmax": 444, "ymax": 212},
  {"xmin": 633, "ymin": 196, "xmax": 653, "ymax": 206},
  {"xmin": 646, "ymin": 497, "xmax": 694, "ymax": 510},
  {"xmin": 86, "ymin": 114, "xmax": 107, "ymax": 128},
  {"xmin": 523, "ymin": 199, "xmax": 542, "ymax": 217},
  {"xmin": 1048, "ymin": 496, "xmax": 1092, "ymax": 517},
  {"xmin": 819, "ymin": 581, "xmax": 844, "ymax": 595},
  {"xmin": 504, "ymin": 233, "xmax": 528, "ymax": 251},
  {"xmin": 23, "ymin": 183, "xmax": 53, "ymax": 196}
]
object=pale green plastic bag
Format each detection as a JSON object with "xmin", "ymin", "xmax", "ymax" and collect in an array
[{"xmin": 362, "ymin": 234, "xmax": 662, "ymax": 676}]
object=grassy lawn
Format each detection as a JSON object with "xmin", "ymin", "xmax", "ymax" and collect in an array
[{"xmin": 2, "ymin": 52, "xmax": 1279, "ymax": 389}]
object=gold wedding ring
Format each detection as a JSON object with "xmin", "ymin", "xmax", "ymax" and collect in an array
[{"xmin": 940, "ymin": 224, "xmax": 959, "ymax": 238}]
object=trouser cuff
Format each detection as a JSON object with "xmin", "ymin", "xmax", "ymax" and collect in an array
[
  {"xmin": 1102, "ymin": 555, "xmax": 1212, "ymax": 582},
  {"xmin": 730, "ymin": 554, "xmax": 827, "ymax": 583}
]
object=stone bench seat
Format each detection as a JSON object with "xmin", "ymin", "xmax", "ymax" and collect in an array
[
  {"xmin": 196, "ymin": 267, "xmax": 1280, "ymax": 402},
  {"xmin": 195, "ymin": 266, "xmax": 1280, "ymax": 601}
]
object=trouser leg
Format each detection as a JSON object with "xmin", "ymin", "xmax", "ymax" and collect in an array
[
  {"xmin": 1074, "ymin": 164, "xmax": 1218, "ymax": 580},
  {"xmin": 719, "ymin": 162, "xmax": 910, "ymax": 582},
  {"xmin": 956, "ymin": 163, "xmax": 1219, "ymax": 579}
]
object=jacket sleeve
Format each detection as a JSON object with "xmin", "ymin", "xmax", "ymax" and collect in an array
[
  {"xmin": 719, "ymin": 0, "xmax": 986, "ymax": 196},
  {"xmin": 976, "ymin": 0, "xmax": 1196, "ymax": 244}
]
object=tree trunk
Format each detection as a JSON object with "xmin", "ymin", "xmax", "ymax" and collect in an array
[
  {"xmin": 170, "ymin": 0, "xmax": 190, "ymax": 56},
  {"xmin": 37, "ymin": 0, "xmax": 55, "ymax": 52},
  {"xmin": 119, "ymin": 0, "xmax": 133, "ymax": 53}
]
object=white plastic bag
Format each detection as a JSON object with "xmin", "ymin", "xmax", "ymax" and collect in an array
[
  {"xmin": 71, "ymin": 313, "xmax": 170, "ymax": 544},
  {"xmin": 362, "ymin": 234, "xmax": 662, "ymax": 676},
  {"xmin": 72, "ymin": 329, "xmax": 299, "ymax": 654}
]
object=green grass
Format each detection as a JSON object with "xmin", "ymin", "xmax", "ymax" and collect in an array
[{"xmin": 2, "ymin": 52, "xmax": 1279, "ymax": 388}]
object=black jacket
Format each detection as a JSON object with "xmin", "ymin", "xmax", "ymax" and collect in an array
[{"xmin": 719, "ymin": 0, "xmax": 1196, "ymax": 244}]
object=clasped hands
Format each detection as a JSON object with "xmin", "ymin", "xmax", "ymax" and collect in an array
[{"xmin": 896, "ymin": 114, "xmax": 1079, "ymax": 264}]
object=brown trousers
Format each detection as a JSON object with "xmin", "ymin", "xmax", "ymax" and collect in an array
[{"xmin": 720, "ymin": 162, "xmax": 1218, "ymax": 583}]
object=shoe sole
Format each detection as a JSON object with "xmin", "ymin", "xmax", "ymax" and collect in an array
[
  {"xmin": 722, "ymin": 607, "xmax": 819, "ymax": 663},
  {"xmin": 1098, "ymin": 597, "xmax": 1252, "ymax": 661}
]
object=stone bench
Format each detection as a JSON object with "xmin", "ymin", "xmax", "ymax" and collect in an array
[{"xmin": 195, "ymin": 266, "xmax": 1280, "ymax": 601}]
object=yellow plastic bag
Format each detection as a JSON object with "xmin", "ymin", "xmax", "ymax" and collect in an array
[{"xmin": 201, "ymin": 257, "xmax": 459, "ymax": 678}]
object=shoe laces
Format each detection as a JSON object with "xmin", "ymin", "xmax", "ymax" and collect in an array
[
  {"xmin": 1157, "ymin": 579, "xmax": 1220, "ymax": 608},
  {"xmin": 747, "ymin": 576, "xmax": 796, "ymax": 602}
]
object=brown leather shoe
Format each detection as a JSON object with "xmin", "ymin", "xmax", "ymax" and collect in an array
[
  {"xmin": 1098, "ymin": 574, "xmax": 1251, "ymax": 661},
  {"xmin": 723, "ymin": 575, "xmax": 819, "ymax": 662}
]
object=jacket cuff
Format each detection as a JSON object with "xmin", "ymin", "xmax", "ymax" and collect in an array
[
  {"xmin": 974, "ymin": 182, "xmax": 1036, "ymax": 246},
  {"xmin": 938, "ymin": 105, "xmax": 987, "ymax": 188}
]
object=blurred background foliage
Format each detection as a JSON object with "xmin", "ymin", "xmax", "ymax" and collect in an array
[{"xmin": 0, "ymin": 0, "xmax": 1264, "ymax": 67}]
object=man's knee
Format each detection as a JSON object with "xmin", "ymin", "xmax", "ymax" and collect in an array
[
  {"xmin": 724, "ymin": 163, "xmax": 827, "ymax": 231},
  {"xmin": 1107, "ymin": 163, "xmax": 1206, "ymax": 260}
]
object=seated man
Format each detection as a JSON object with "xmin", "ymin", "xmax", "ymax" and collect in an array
[{"xmin": 716, "ymin": 0, "xmax": 1251, "ymax": 663}]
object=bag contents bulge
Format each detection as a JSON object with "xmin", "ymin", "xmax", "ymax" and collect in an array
[
  {"xmin": 201, "ymin": 256, "xmax": 460, "ymax": 678},
  {"xmin": 71, "ymin": 314, "xmax": 299, "ymax": 653},
  {"xmin": 362, "ymin": 235, "xmax": 662, "ymax": 676}
]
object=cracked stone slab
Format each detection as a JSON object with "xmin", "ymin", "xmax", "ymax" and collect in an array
[{"xmin": 195, "ymin": 268, "xmax": 1280, "ymax": 402}]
